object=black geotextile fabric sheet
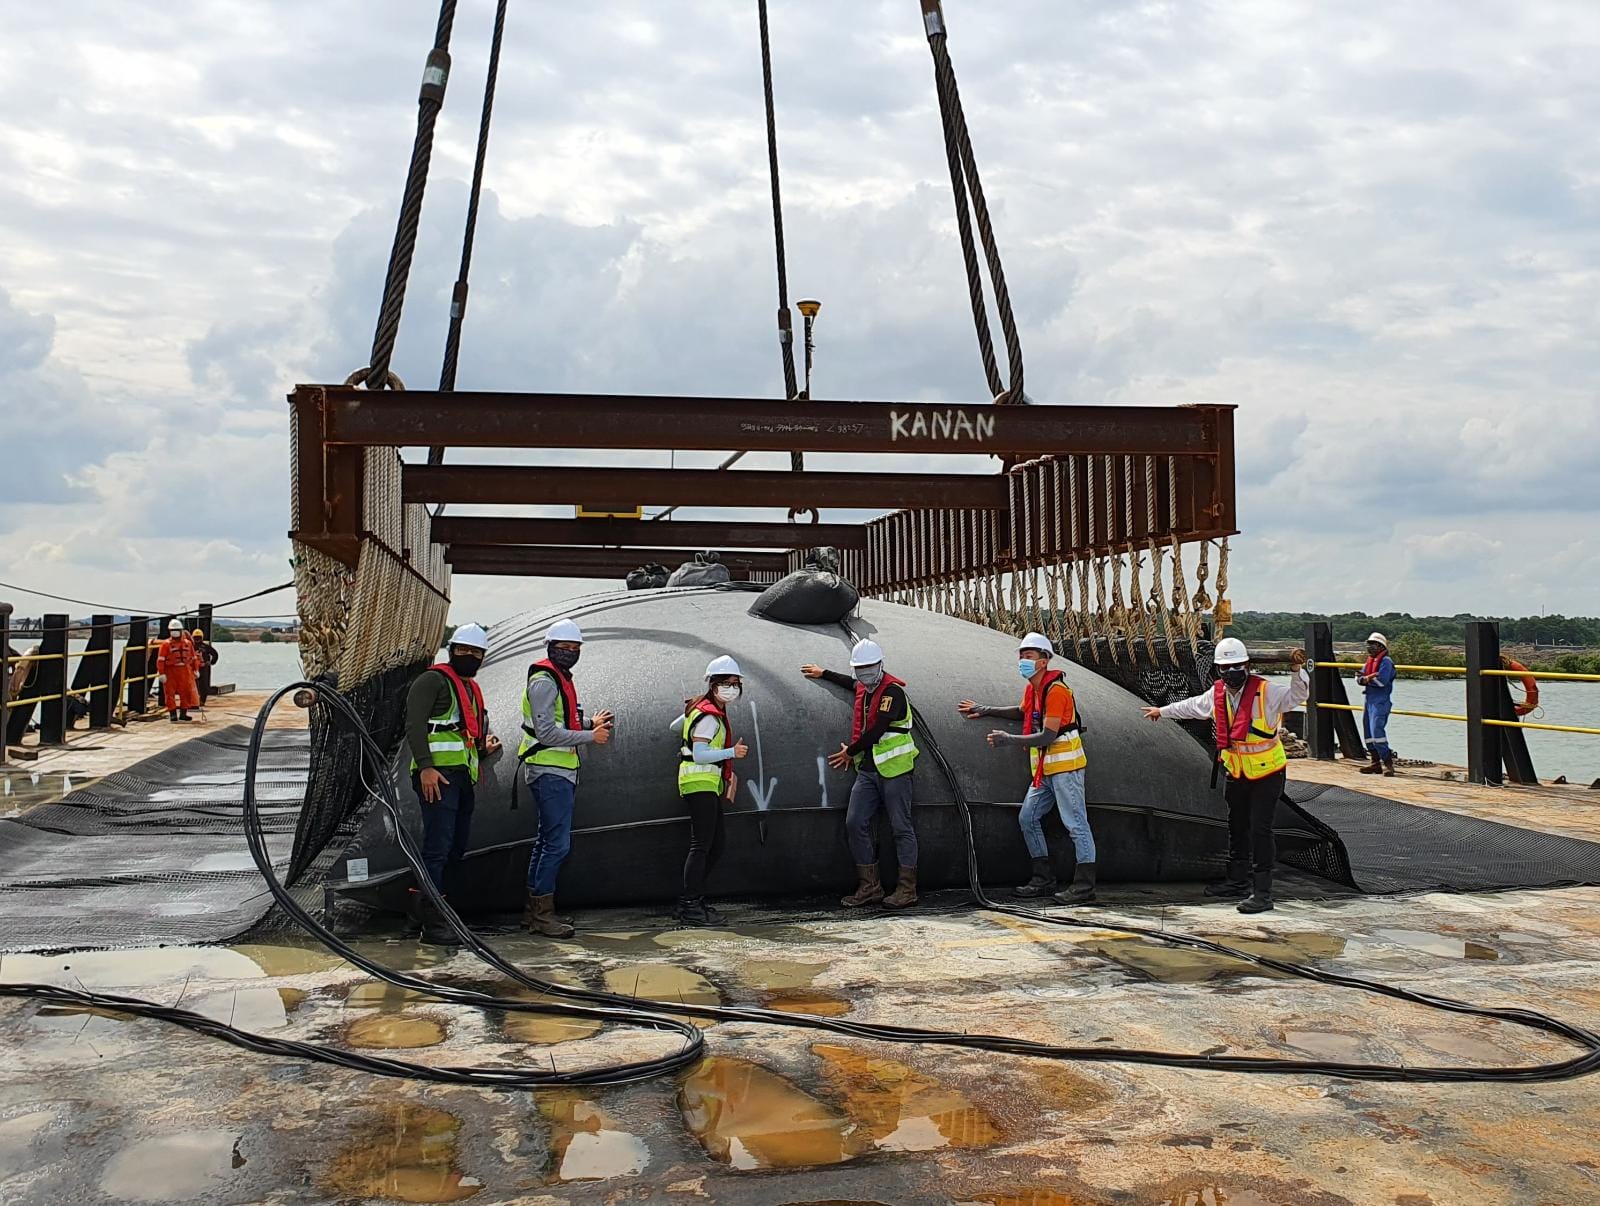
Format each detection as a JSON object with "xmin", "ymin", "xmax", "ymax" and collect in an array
[
  {"xmin": 1285, "ymin": 780, "xmax": 1600, "ymax": 894},
  {"xmin": 0, "ymin": 725, "xmax": 308, "ymax": 952}
]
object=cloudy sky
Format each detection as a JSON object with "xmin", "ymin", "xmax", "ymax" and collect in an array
[{"xmin": 3, "ymin": 0, "xmax": 1597, "ymax": 629}]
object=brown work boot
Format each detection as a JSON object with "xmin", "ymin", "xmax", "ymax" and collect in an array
[
  {"xmin": 841, "ymin": 864, "xmax": 884, "ymax": 908},
  {"xmin": 1382, "ymin": 754, "xmax": 1397, "ymax": 777},
  {"xmin": 523, "ymin": 891, "xmax": 574, "ymax": 938},
  {"xmin": 1358, "ymin": 753, "xmax": 1383, "ymax": 774},
  {"xmin": 882, "ymin": 866, "xmax": 919, "ymax": 909}
]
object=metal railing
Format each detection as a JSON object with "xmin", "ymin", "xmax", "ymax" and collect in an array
[
  {"xmin": 2, "ymin": 604, "xmax": 217, "ymax": 763},
  {"xmin": 1303, "ymin": 621, "xmax": 1598, "ymax": 785}
]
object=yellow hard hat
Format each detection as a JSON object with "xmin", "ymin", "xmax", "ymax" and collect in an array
[{"xmin": 192, "ymin": 628, "xmax": 205, "ymax": 638}]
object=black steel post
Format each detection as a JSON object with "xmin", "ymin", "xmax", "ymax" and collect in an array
[
  {"xmin": 127, "ymin": 617, "xmax": 150, "ymax": 715},
  {"xmin": 38, "ymin": 613, "xmax": 69, "ymax": 746},
  {"xmin": 1466, "ymin": 620, "xmax": 1502, "ymax": 786},
  {"xmin": 1306, "ymin": 622, "xmax": 1336, "ymax": 760},
  {"xmin": 198, "ymin": 603, "xmax": 214, "ymax": 702},
  {"xmin": 86, "ymin": 614, "xmax": 114, "ymax": 729},
  {"xmin": 0, "ymin": 600, "xmax": 11, "ymax": 765}
]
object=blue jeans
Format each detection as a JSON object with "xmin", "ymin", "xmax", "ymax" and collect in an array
[
  {"xmin": 1364, "ymin": 698, "xmax": 1394, "ymax": 758},
  {"xmin": 1018, "ymin": 769, "xmax": 1094, "ymax": 863},
  {"xmin": 412, "ymin": 766, "xmax": 476, "ymax": 892},
  {"xmin": 526, "ymin": 772, "xmax": 576, "ymax": 895}
]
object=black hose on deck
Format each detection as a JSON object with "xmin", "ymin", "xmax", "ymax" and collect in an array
[{"xmin": 3, "ymin": 677, "xmax": 1599, "ymax": 1088}]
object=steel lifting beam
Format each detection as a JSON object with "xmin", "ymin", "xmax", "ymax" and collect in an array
[
  {"xmin": 402, "ymin": 464, "xmax": 1010, "ymax": 510},
  {"xmin": 302, "ymin": 386, "xmax": 1231, "ymax": 456},
  {"xmin": 446, "ymin": 545, "xmax": 789, "ymax": 578},
  {"xmin": 432, "ymin": 516, "xmax": 867, "ymax": 550}
]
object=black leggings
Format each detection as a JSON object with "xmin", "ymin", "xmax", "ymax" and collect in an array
[
  {"xmin": 682, "ymin": 791, "xmax": 725, "ymax": 896},
  {"xmin": 1225, "ymin": 769, "xmax": 1286, "ymax": 875}
]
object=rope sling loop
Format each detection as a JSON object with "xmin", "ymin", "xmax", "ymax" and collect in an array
[{"xmin": 919, "ymin": 0, "xmax": 1026, "ymax": 409}]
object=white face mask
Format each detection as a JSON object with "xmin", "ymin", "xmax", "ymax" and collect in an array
[{"xmin": 714, "ymin": 684, "xmax": 741, "ymax": 704}]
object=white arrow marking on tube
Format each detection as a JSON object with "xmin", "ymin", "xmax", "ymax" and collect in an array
[
  {"xmin": 743, "ymin": 698, "xmax": 778, "ymax": 812},
  {"xmin": 816, "ymin": 755, "xmax": 830, "ymax": 808}
]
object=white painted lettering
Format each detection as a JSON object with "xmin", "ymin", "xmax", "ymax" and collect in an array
[
  {"xmin": 954, "ymin": 411, "xmax": 975, "ymax": 440},
  {"xmin": 890, "ymin": 410, "xmax": 909, "ymax": 441},
  {"xmin": 911, "ymin": 412, "xmax": 929, "ymax": 439},
  {"xmin": 976, "ymin": 412, "xmax": 996, "ymax": 442},
  {"xmin": 933, "ymin": 411, "xmax": 953, "ymax": 440}
]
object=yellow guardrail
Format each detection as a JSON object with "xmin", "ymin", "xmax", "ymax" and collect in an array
[
  {"xmin": 1314, "ymin": 660, "xmax": 1467, "ymax": 674},
  {"xmin": 1484, "ymin": 718, "xmax": 1600, "ymax": 737},
  {"xmin": 1480, "ymin": 668, "xmax": 1600, "ymax": 683},
  {"xmin": 1318, "ymin": 702, "xmax": 1469, "ymax": 723}
]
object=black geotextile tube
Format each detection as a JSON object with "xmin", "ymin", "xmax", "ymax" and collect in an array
[{"xmin": 4, "ymin": 679, "xmax": 1600, "ymax": 1087}]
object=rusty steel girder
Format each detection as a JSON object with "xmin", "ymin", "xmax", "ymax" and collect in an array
[
  {"xmin": 445, "ymin": 545, "xmax": 789, "ymax": 579},
  {"xmin": 287, "ymin": 385, "xmax": 1236, "ymax": 581}
]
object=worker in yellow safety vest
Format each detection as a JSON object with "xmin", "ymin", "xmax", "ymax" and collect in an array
[
  {"xmin": 403, "ymin": 623, "xmax": 500, "ymax": 944},
  {"xmin": 959, "ymin": 632, "xmax": 1095, "ymax": 903},
  {"xmin": 1142, "ymin": 637, "xmax": 1307, "ymax": 914},
  {"xmin": 802, "ymin": 639, "xmax": 921, "ymax": 910}
]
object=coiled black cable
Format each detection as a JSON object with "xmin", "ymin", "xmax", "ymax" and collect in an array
[{"xmin": 4, "ymin": 677, "xmax": 1599, "ymax": 1087}]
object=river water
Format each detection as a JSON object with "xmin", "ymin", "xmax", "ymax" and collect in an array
[{"xmin": 1267, "ymin": 674, "xmax": 1600, "ymax": 784}]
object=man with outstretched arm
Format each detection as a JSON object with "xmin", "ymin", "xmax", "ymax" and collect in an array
[
  {"xmin": 1143, "ymin": 638, "xmax": 1307, "ymax": 914},
  {"xmin": 801, "ymin": 639, "xmax": 921, "ymax": 909}
]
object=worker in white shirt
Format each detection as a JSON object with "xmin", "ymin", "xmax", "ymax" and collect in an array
[{"xmin": 1142, "ymin": 638, "xmax": 1308, "ymax": 914}]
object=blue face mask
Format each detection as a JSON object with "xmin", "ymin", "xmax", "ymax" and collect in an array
[{"xmin": 1018, "ymin": 659, "xmax": 1039, "ymax": 679}]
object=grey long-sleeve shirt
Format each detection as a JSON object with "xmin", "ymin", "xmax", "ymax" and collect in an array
[{"xmin": 525, "ymin": 672, "xmax": 595, "ymax": 784}]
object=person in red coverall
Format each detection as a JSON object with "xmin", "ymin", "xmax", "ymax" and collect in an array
[{"xmin": 157, "ymin": 619, "xmax": 202, "ymax": 723}]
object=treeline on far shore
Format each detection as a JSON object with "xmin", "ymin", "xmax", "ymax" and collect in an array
[{"xmin": 1229, "ymin": 611, "xmax": 1600, "ymax": 675}]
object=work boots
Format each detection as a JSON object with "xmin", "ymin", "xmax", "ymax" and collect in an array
[
  {"xmin": 841, "ymin": 864, "xmax": 885, "ymax": 908},
  {"xmin": 1359, "ymin": 752, "xmax": 1383, "ymax": 774},
  {"xmin": 409, "ymin": 889, "xmax": 457, "ymax": 946},
  {"xmin": 675, "ymin": 897, "xmax": 710, "ymax": 927},
  {"xmin": 1204, "ymin": 860, "xmax": 1250, "ymax": 898},
  {"xmin": 1382, "ymin": 754, "xmax": 1397, "ymax": 777},
  {"xmin": 1013, "ymin": 857, "xmax": 1058, "ymax": 898},
  {"xmin": 1237, "ymin": 871, "xmax": 1274, "ymax": 914},
  {"xmin": 882, "ymin": 866, "xmax": 919, "ymax": 909},
  {"xmin": 523, "ymin": 890, "xmax": 575, "ymax": 938},
  {"xmin": 1052, "ymin": 861, "xmax": 1097, "ymax": 905}
]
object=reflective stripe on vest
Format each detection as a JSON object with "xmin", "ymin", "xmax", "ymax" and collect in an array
[
  {"xmin": 1217, "ymin": 682, "xmax": 1287, "ymax": 781},
  {"xmin": 677, "ymin": 712, "xmax": 728, "ymax": 796},
  {"xmin": 409, "ymin": 686, "xmax": 480, "ymax": 781},
  {"xmin": 518, "ymin": 669, "xmax": 581, "ymax": 770},
  {"xmin": 1025, "ymin": 676, "xmax": 1086, "ymax": 781},
  {"xmin": 868, "ymin": 707, "xmax": 918, "ymax": 778}
]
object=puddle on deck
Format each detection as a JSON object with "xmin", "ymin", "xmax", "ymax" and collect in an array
[
  {"xmin": 761, "ymin": 989, "xmax": 853, "ymax": 1017},
  {"xmin": 0, "ymin": 770, "xmax": 102, "ymax": 812},
  {"xmin": 0, "ymin": 1109, "xmax": 57, "ymax": 1169},
  {"xmin": 537, "ymin": 1091, "xmax": 649, "ymax": 1183},
  {"xmin": 813, "ymin": 1043, "xmax": 1003, "ymax": 1152},
  {"xmin": 601, "ymin": 964, "xmax": 722, "ymax": 1023},
  {"xmin": 1365, "ymin": 929, "xmax": 1500, "ymax": 960},
  {"xmin": 325, "ymin": 1101, "xmax": 481, "ymax": 1203},
  {"xmin": 1276, "ymin": 1028, "xmax": 1370, "ymax": 1062},
  {"xmin": 679, "ymin": 1056, "xmax": 859, "ymax": 1170},
  {"xmin": 343, "ymin": 1013, "xmax": 448, "ymax": 1049},
  {"xmin": 1077, "ymin": 931, "xmax": 1347, "ymax": 984},
  {"xmin": 189, "ymin": 986, "xmax": 289, "ymax": 1031},
  {"xmin": 489, "ymin": 971, "xmax": 603, "ymax": 1046},
  {"xmin": 98, "ymin": 1130, "xmax": 245, "ymax": 1202}
]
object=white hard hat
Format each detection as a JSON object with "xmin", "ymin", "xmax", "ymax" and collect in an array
[
  {"xmin": 1214, "ymin": 637, "xmax": 1250, "ymax": 666},
  {"xmin": 1018, "ymin": 632, "xmax": 1054, "ymax": 657},
  {"xmin": 705, "ymin": 654, "xmax": 741, "ymax": 679},
  {"xmin": 1367, "ymin": 632, "xmax": 1388, "ymax": 647},
  {"xmin": 849, "ymin": 638, "xmax": 885, "ymax": 668},
  {"xmin": 544, "ymin": 618, "xmax": 585, "ymax": 644},
  {"xmin": 449, "ymin": 622, "xmax": 489, "ymax": 652},
  {"xmin": 167, "ymin": 619, "xmax": 183, "ymax": 631}
]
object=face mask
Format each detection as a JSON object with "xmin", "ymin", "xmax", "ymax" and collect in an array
[
  {"xmin": 1018, "ymin": 659, "xmax": 1039, "ymax": 679},
  {"xmin": 714, "ymin": 684, "xmax": 741, "ymax": 704},
  {"xmin": 1220, "ymin": 666, "xmax": 1249, "ymax": 690},
  {"xmin": 448, "ymin": 652, "xmax": 483, "ymax": 678},
  {"xmin": 855, "ymin": 665, "xmax": 884, "ymax": 688},
  {"xmin": 547, "ymin": 645, "xmax": 581, "ymax": 671}
]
